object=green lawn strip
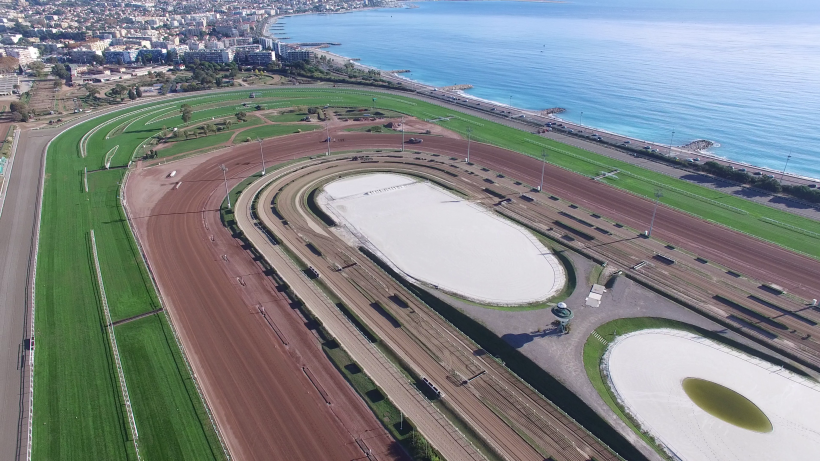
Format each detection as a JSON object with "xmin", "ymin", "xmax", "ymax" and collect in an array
[
  {"xmin": 86, "ymin": 170, "xmax": 161, "ymax": 322},
  {"xmin": 155, "ymin": 131, "xmax": 233, "ymax": 158},
  {"xmin": 582, "ymin": 317, "xmax": 808, "ymax": 460},
  {"xmin": 263, "ymin": 111, "xmax": 309, "ymax": 122},
  {"xmin": 344, "ymin": 124, "xmax": 387, "ymax": 133},
  {"xmin": 34, "ymin": 119, "xmax": 133, "ymax": 460},
  {"xmin": 231, "ymin": 123, "xmax": 321, "ymax": 144},
  {"xmin": 34, "ymin": 105, "xmax": 227, "ymax": 459},
  {"xmin": 115, "ymin": 315, "xmax": 224, "ymax": 460}
]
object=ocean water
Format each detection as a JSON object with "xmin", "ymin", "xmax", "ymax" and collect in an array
[{"xmin": 276, "ymin": 0, "xmax": 820, "ymax": 179}]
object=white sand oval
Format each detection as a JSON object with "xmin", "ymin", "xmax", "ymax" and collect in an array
[
  {"xmin": 605, "ymin": 329, "xmax": 820, "ymax": 461},
  {"xmin": 319, "ymin": 173, "xmax": 565, "ymax": 305}
]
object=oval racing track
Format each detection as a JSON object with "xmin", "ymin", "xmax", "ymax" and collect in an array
[
  {"xmin": 129, "ymin": 129, "xmax": 405, "ymax": 461},
  {"xmin": 128, "ymin": 128, "xmax": 820, "ymax": 460}
]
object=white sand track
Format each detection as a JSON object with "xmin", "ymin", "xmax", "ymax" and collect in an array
[
  {"xmin": 319, "ymin": 173, "xmax": 565, "ymax": 305},
  {"xmin": 606, "ymin": 329, "xmax": 820, "ymax": 461}
]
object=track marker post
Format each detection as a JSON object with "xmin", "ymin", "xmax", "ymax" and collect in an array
[
  {"xmin": 538, "ymin": 149, "xmax": 548, "ymax": 192},
  {"xmin": 466, "ymin": 127, "xmax": 472, "ymax": 163},
  {"xmin": 220, "ymin": 164, "xmax": 231, "ymax": 209},
  {"xmin": 257, "ymin": 137, "xmax": 265, "ymax": 175},
  {"xmin": 648, "ymin": 188, "xmax": 663, "ymax": 237}
]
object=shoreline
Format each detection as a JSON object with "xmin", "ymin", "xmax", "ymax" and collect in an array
[{"xmin": 268, "ymin": 11, "xmax": 820, "ymax": 185}]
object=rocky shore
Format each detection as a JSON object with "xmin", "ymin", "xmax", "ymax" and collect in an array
[{"xmin": 680, "ymin": 139, "xmax": 714, "ymax": 151}]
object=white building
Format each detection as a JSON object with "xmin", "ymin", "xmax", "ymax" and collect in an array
[{"xmin": 4, "ymin": 46, "xmax": 39, "ymax": 66}]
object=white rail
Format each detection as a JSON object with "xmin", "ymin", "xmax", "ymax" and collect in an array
[
  {"xmin": 90, "ymin": 229, "xmax": 141, "ymax": 460},
  {"xmin": 119, "ymin": 168, "xmax": 232, "ymax": 459}
]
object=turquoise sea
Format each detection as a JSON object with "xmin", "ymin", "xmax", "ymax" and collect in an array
[{"xmin": 276, "ymin": 0, "xmax": 820, "ymax": 179}]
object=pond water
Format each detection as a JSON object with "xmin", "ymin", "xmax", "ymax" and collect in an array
[{"xmin": 682, "ymin": 377, "xmax": 772, "ymax": 433}]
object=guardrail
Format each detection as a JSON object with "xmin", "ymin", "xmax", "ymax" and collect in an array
[{"xmin": 90, "ymin": 230, "xmax": 141, "ymax": 460}]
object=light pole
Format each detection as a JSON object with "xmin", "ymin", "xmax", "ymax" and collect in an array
[
  {"xmin": 539, "ymin": 149, "xmax": 548, "ymax": 191},
  {"xmin": 466, "ymin": 127, "xmax": 472, "ymax": 163},
  {"xmin": 669, "ymin": 129, "xmax": 676, "ymax": 156},
  {"xmin": 648, "ymin": 188, "xmax": 663, "ymax": 237},
  {"xmin": 220, "ymin": 164, "xmax": 231, "ymax": 209},
  {"xmin": 325, "ymin": 121, "xmax": 330, "ymax": 156},
  {"xmin": 508, "ymin": 96, "xmax": 512, "ymax": 118},
  {"xmin": 257, "ymin": 137, "xmax": 265, "ymax": 174},
  {"xmin": 579, "ymin": 111, "xmax": 583, "ymax": 128},
  {"xmin": 780, "ymin": 152, "xmax": 792, "ymax": 183},
  {"xmin": 401, "ymin": 115, "xmax": 405, "ymax": 152}
]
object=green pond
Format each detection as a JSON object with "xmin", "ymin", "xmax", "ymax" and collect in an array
[{"xmin": 682, "ymin": 377, "xmax": 773, "ymax": 433}]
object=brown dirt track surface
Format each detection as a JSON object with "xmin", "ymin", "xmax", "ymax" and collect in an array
[
  {"xmin": 128, "ymin": 131, "xmax": 406, "ymax": 461},
  {"xmin": 127, "ymin": 129, "xmax": 820, "ymax": 460},
  {"xmin": 332, "ymin": 133, "xmax": 820, "ymax": 299}
]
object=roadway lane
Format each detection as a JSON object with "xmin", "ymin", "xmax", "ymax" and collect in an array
[{"xmin": 0, "ymin": 128, "xmax": 54, "ymax": 461}]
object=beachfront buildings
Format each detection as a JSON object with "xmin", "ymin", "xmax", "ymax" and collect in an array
[{"xmin": 183, "ymin": 49, "xmax": 235, "ymax": 64}]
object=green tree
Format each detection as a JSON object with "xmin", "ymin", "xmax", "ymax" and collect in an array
[
  {"xmin": 28, "ymin": 60, "xmax": 45, "ymax": 77},
  {"xmin": 180, "ymin": 104, "xmax": 193, "ymax": 123},
  {"xmin": 127, "ymin": 88, "xmax": 136, "ymax": 100},
  {"xmin": 51, "ymin": 63, "xmax": 69, "ymax": 80},
  {"xmin": 112, "ymin": 83, "xmax": 127, "ymax": 96},
  {"xmin": 135, "ymin": 86, "xmax": 143, "ymax": 98},
  {"xmin": 235, "ymin": 111, "xmax": 247, "ymax": 122},
  {"xmin": 224, "ymin": 119, "xmax": 232, "ymax": 130},
  {"xmin": 84, "ymin": 84, "xmax": 99, "ymax": 99}
]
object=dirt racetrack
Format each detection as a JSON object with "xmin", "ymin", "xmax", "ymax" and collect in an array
[
  {"xmin": 128, "ymin": 128, "xmax": 819, "ymax": 459},
  {"xmin": 334, "ymin": 133, "xmax": 820, "ymax": 299},
  {"xmin": 128, "ymin": 131, "xmax": 406, "ymax": 461}
]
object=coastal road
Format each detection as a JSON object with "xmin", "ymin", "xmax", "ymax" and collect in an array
[{"xmin": 0, "ymin": 127, "xmax": 58, "ymax": 461}]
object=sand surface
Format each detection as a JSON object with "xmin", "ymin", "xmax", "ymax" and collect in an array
[
  {"xmin": 607, "ymin": 329, "xmax": 820, "ymax": 461},
  {"xmin": 320, "ymin": 173, "xmax": 565, "ymax": 305}
]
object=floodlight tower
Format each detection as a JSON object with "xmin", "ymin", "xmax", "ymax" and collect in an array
[
  {"xmin": 220, "ymin": 164, "xmax": 231, "ymax": 209},
  {"xmin": 401, "ymin": 115, "xmax": 405, "ymax": 152},
  {"xmin": 539, "ymin": 149, "xmax": 548, "ymax": 192},
  {"xmin": 780, "ymin": 152, "xmax": 792, "ymax": 183},
  {"xmin": 257, "ymin": 137, "xmax": 266, "ymax": 174},
  {"xmin": 466, "ymin": 127, "xmax": 472, "ymax": 163},
  {"xmin": 648, "ymin": 188, "xmax": 663, "ymax": 237},
  {"xmin": 669, "ymin": 129, "xmax": 676, "ymax": 156},
  {"xmin": 325, "ymin": 121, "xmax": 330, "ymax": 156}
]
